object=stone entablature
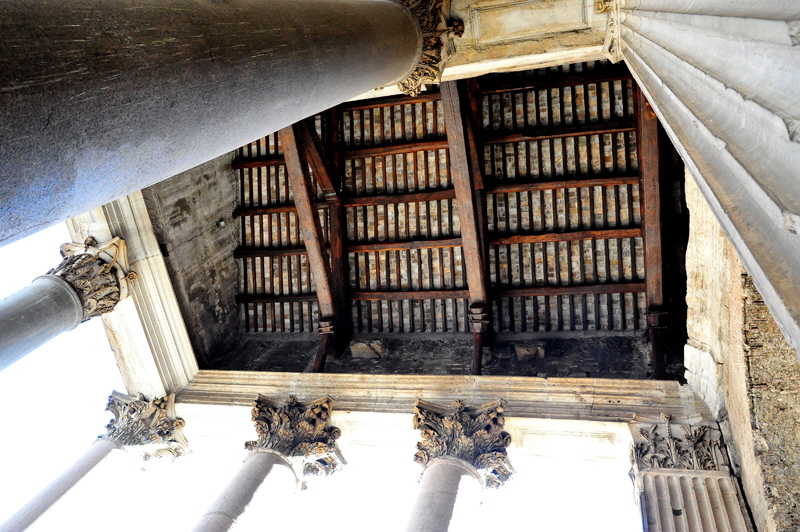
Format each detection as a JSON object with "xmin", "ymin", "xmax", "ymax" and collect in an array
[{"xmin": 412, "ymin": 399, "xmax": 512, "ymax": 487}]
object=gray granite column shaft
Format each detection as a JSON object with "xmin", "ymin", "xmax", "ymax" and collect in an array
[
  {"xmin": 192, "ymin": 451, "xmax": 296, "ymax": 532},
  {"xmin": 0, "ymin": 0, "xmax": 421, "ymax": 245},
  {"xmin": 0, "ymin": 438, "xmax": 120, "ymax": 532},
  {"xmin": 405, "ymin": 457, "xmax": 483, "ymax": 532},
  {"xmin": 0, "ymin": 276, "xmax": 83, "ymax": 372}
]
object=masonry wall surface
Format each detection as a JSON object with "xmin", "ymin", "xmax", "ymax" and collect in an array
[
  {"xmin": 143, "ymin": 153, "xmax": 240, "ymax": 366},
  {"xmin": 684, "ymin": 172, "xmax": 800, "ymax": 532}
]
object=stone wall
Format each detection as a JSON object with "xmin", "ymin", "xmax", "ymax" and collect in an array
[
  {"xmin": 142, "ymin": 153, "xmax": 240, "ymax": 366},
  {"xmin": 684, "ymin": 170, "xmax": 800, "ymax": 532}
]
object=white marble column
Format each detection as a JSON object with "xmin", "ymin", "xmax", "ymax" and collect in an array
[
  {"xmin": 405, "ymin": 400, "xmax": 512, "ymax": 532},
  {"xmin": 0, "ymin": 392, "xmax": 185, "ymax": 532},
  {"xmin": 630, "ymin": 414, "xmax": 751, "ymax": 532},
  {"xmin": 192, "ymin": 395, "xmax": 342, "ymax": 532},
  {"xmin": 0, "ymin": 237, "xmax": 134, "ymax": 372},
  {"xmin": 596, "ymin": 1, "xmax": 800, "ymax": 360}
]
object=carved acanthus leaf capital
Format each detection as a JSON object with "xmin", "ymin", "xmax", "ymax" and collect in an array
[
  {"xmin": 413, "ymin": 399, "xmax": 513, "ymax": 488},
  {"xmin": 597, "ymin": 0, "xmax": 623, "ymax": 63},
  {"xmin": 48, "ymin": 237, "xmax": 136, "ymax": 321},
  {"xmin": 632, "ymin": 413, "xmax": 727, "ymax": 473},
  {"xmin": 101, "ymin": 391, "xmax": 188, "ymax": 461},
  {"xmin": 397, "ymin": 0, "xmax": 464, "ymax": 97},
  {"xmin": 245, "ymin": 395, "xmax": 343, "ymax": 479}
]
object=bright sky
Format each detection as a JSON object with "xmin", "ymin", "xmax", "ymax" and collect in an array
[{"xmin": 0, "ymin": 224, "xmax": 643, "ymax": 532}]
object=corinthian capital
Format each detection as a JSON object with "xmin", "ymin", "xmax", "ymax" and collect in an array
[
  {"xmin": 101, "ymin": 391, "xmax": 187, "ymax": 460},
  {"xmin": 413, "ymin": 399, "xmax": 513, "ymax": 488},
  {"xmin": 245, "ymin": 395, "xmax": 343, "ymax": 479},
  {"xmin": 632, "ymin": 413, "xmax": 727, "ymax": 473},
  {"xmin": 597, "ymin": 0, "xmax": 623, "ymax": 63},
  {"xmin": 47, "ymin": 237, "xmax": 136, "ymax": 321},
  {"xmin": 397, "ymin": 0, "xmax": 464, "ymax": 96}
]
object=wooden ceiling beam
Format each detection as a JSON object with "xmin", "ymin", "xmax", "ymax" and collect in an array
[
  {"xmin": 442, "ymin": 80, "xmax": 490, "ymax": 375},
  {"xmin": 343, "ymin": 138, "xmax": 449, "ymax": 159},
  {"xmin": 486, "ymin": 175, "xmax": 640, "ymax": 195},
  {"xmin": 483, "ymin": 120, "xmax": 635, "ymax": 145},
  {"xmin": 280, "ymin": 124, "xmax": 339, "ymax": 372},
  {"xmin": 489, "ymin": 227, "xmax": 641, "ymax": 246}
]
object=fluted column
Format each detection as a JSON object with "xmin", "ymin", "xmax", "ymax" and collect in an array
[
  {"xmin": 405, "ymin": 400, "xmax": 513, "ymax": 532},
  {"xmin": 630, "ymin": 414, "xmax": 751, "ymax": 532},
  {"xmin": 0, "ymin": 237, "xmax": 135, "ymax": 372},
  {"xmin": 0, "ymin": 392, "xmax": 186, "ymax": 532},
  {"xmin": 594, "ymin": 1, "xmax": 800, "ymax": 360},
  {"xmin": 0, "ymin": 0, "xmax": 467, "ymax": 246},
  {"xmin": 192, "ymin": 395, "xmax": 342, "ymax": 532}
]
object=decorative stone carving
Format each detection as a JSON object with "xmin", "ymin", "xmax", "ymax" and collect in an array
[
  {"xmin": 597, "ymin": 0, "xmax": 623, "ymax": 63},
  {"xmin": 398, "ymin": 0, "xmax": 464, "ymax": 97},
  {"xmin": 48, "ymin": 237, "xmax": 136, "ymax": 321},
  {"xmin": 101, "ymin": 391, "xmax": 188, "ymax": 460},
  {"xmin": 412, "ymin": 399, "xmax": 512, "ymax": 488},
  {"xmin": 245, "ymin": 395, "xmax": 343, "ymax": 480},
  {"xmin": 633, "ymin": 414, "xmax": 726, "ymax": 472}
]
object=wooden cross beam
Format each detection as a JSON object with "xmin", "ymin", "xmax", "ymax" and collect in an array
[
  {"xmin": 280, "ymin": 124, "xmax": 340, "ymax": 372},
  {"xmin": 441, "ymin": 80, "xmax": 490, "ymax": 375},
  {"xmin": 636, "ymin": 88, "xmax": 666, "ymax": 379}
]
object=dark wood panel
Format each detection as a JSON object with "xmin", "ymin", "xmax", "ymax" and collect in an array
[
  {"xmin": 235, "ymin": 246, "xmax": 323, "ymax": 258},
  {"xmin": 483, "ymin": 120, "xmax": 636, "ymax": 145},
  {"xmin": 486, "ymin": 175, "xmax": 640, "ymax": 195},
  {"xmin": 489, "ymin": 228, "xmax": 641, "ymax": 245},
  {"xmin": 232, "ymin": 154, "xmax": 285, "ymax": 169},
  {"xmin": 348, "ymin": 237, "xmax": 462, "ymax": 253},
  {"xmin": 351, "ymin": 290, "xmax": 470, "ymax": 301},
  {"xmin": 343, "ymin": 138, "xmax": 449, "ymax": 159},
  {"xmin": 236, "ymin": 294, "xmax": 319, "ymax": 304},
  {"xmin": 345, "ymin": 188, "xmax": 455, "ymax": 206},
  {"xmin": 498, "ymin": 282, "xmax": 645, "ymax": 298}
]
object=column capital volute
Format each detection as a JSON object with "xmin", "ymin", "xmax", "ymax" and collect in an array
[
  {"xmin": 244, "ymin": 395, "xmax": 344, "ymax": 484},
  {"xmin": 46, "ymin": 236, "xmax": 136, "ymax": 322},
  {"xmin": 412, "ymin": 399, "xmax": 513, "ymax": 488},
  {"xmin": 396, "ymin": 0, "xmax": 464, "ymax": 97},
  {"xmin": 630, "ymin": 412, "xmax": 728, "ymax": 474},
  {"xmin": 101, "ymin": 391, "xmax": 188, "ymax": 461}
]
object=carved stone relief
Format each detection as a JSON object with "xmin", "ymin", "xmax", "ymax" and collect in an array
[
  {"xmin": 245, "ymin": 395, "xmax": 343, "ymax": 480},
  {"xmin": 413, "ymin": 399, "xmax": 513, "ymax": 488},
  {"xmin": 102, "ymin": 391, "xmax": 187, "ymax": 461},
  {"xmin": 597, "ymin": 0, "xmax": 623, "ymax": 63},
  {"xmin": 48, "ymin": 237, "xmax": 136, "ymax": 321},
  {"xmin": 398, "ymin": 0, "xmax": 464, "ymax": 96},
  {"xmin": 632, "ymin": 414, "xmax": 727, "ymax": 472}
]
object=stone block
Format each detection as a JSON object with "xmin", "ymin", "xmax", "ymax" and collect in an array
[
  {"xmin": 349, "ymin": 340, "xmax": 387, "ymax": 359},
  {"xmin": 515, "ymin": 342, "xmax": 546, "ymax": 361}
]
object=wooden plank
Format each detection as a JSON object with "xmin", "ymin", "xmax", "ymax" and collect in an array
[
  {"xmin": 486, "ymin": 175, "xmax": 640, "ymax": 195},
  {"xmin": 233, "ymin": 203, "xmax": 327, "ymax": 218},
  {"xmin": 636, "ymin": 87, "xmax": 665, "ymax": 378},
  {"xmin": 483, "ymin": 120, "xmax": 635, "ymax": 145},
  {"xmin": 498, "ymin": 282, "xmax": 646, "ymax": 298},
  {"xmin": 350, "ymin": 290, "xmax": 470, "ymax": 301},
  {"xmin": 344, "ymin": 189, "xmax": 455, "ymax": 207},
  {"xmin": 234, "ymin": 245, "xmax": 324, "ymax": 258},
  {"xmin": 343, "ymin": 138, "xmax": 449, "ymax": 159},
  {"xmin": 481, "ymin": 62, "xmax": 633, "ymax": 95},
  {"xmin": 232, "ymin": 154, "xmax": 285, "ymax": 169},
  {"xmin": 489, "ymin": 228, "xmax": 641, "ymax": 245},
  {"xmin": 441, "ymin": 80, "xmax": 488, "ymax": 306},
  {"xmin": 280, "ymin": 125, "xmax": 336, "ymax": 319},
  {"xmin": 348, "ymin": 237, "xmax": 463, "ymax": 253},
  {"xmin": 236, "ymin": 293, "xmax": 318, "ymax": 304},
  {"xmin": 339, "ymin": 91, "xmax": 441, "ymax": 111},
  {"xmin": 296, "ymin": 119, "xmax": 338, "ymax": 198}
]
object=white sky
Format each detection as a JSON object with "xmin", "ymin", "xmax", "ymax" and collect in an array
[{"xmin": 0, "ymin": 224, "xmax": 643, "ymax": 532}]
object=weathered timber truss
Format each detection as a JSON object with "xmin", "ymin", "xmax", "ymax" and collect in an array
[{"xmin": 233, "ymin": 61, "xmax": 664, "ymax": 374}]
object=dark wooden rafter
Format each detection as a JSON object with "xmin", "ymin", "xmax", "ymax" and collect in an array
[
  {"xmin": 483, "ymin": 120, "xmax": 635, "ymax": 145},
  {"xmin": 280, "ymin": 124, "xmax": 339, "ymax": 372},
  {"xmin": 480, "ymin": 61, "xmax": 632, "ymax": 94},
  {"xmin": 636, "ymin": 87, "xmax": 665, "ymax": 379},
  {"xmin": 442, "ymin": 80, "xmax": 489, "ymax": 375}
]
